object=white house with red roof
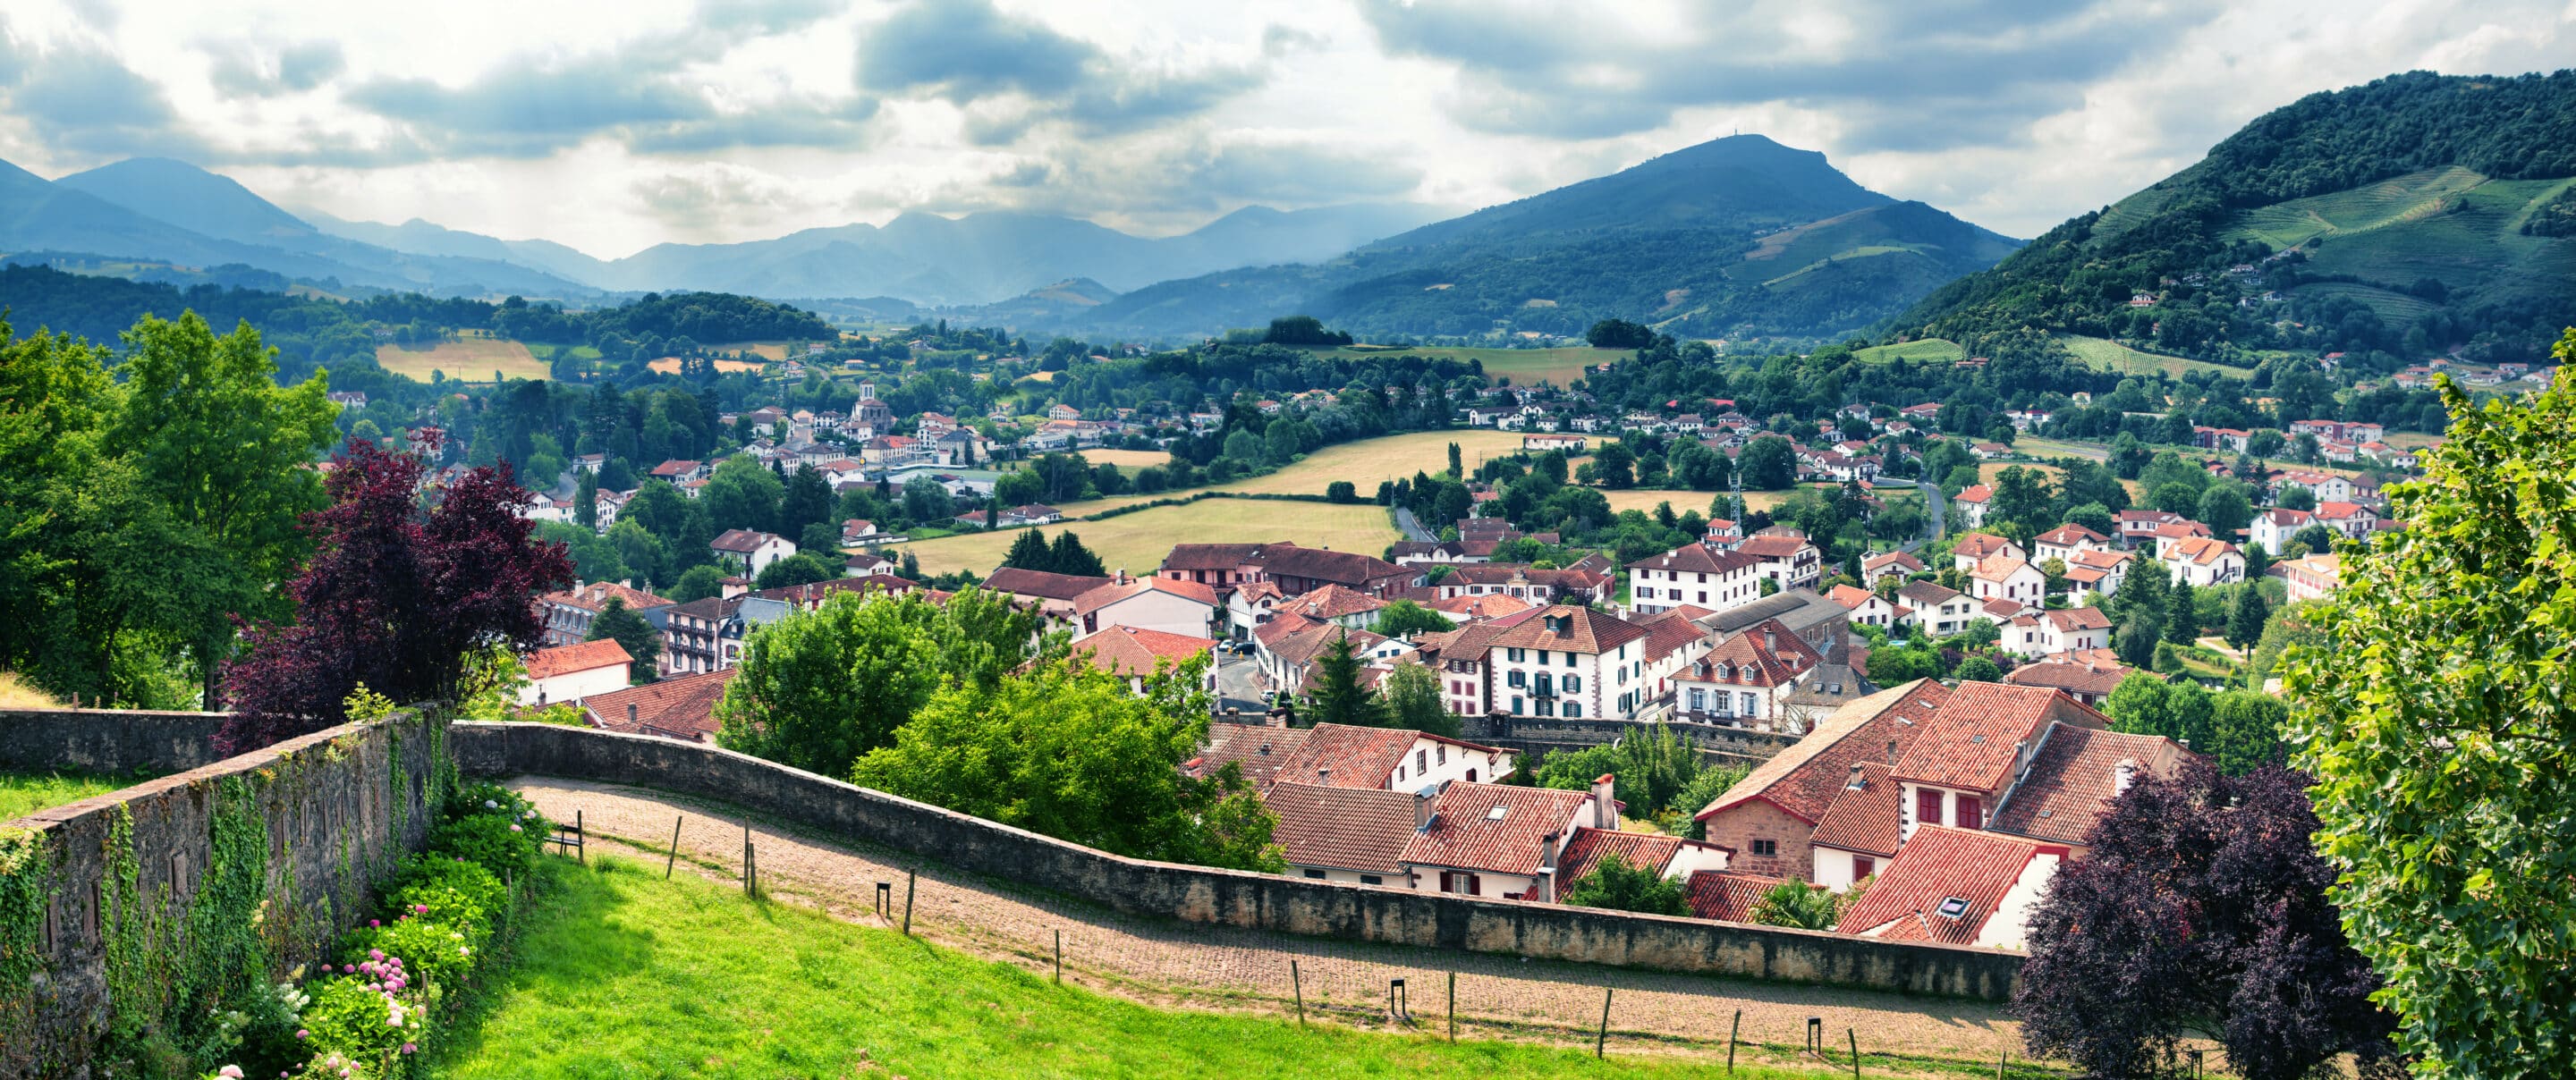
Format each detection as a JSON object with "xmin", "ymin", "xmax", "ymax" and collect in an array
[
  {"xmin": 1948, "ymin": 532, "xmax": 2021, "ymax": 571},
  {"xmin": 2030, "ymin": 524, "xmax": 2112, "ymax": 565},
  {"xmin": 1825, "ymin": 585, "xmax": 1902, "ymax": 629},
  {"xmin": 1860, "ymin": 550, "xmax": 1923, "ymax": 589},
  {"xmin": 1627, "ymin": 543, "xmax": 1761, "ymax": 614},
  {"xmin": 1068, "ymin": 625, "xmax": 1216, "ymax": 694},
  {"xmin": 1673, "ymin": 620, "xmax": 1824, "ymax": 727},
  {"xmin": 2059, "ymin": 549, "xmax": 2134, "ymax": 607},
  {"xmin": 1072, "ymin": 572, "xmax": 1221, "ymax": 637},
  {"xmin": 1399, "ymin": 778, "xmax": 1607, "ymax": 900},
  {"xmin": 2160, "ymin": 536, "xmax": 2245, "ymax": 586},
  {"xmin": 709, "ymin": 529, "xmax": 797, "ymax": 577},
  {"xmin": 1834, "ymin": 826, "xmax": 2064, "ymax": 949},
  {"xmin": 1482, "ymin": 606, "xmax": 1654, "ymax": 720},
  {"xmin": 1950, "ymin": 485, "xmax": 1994, "ymax": 529},
  {"xmin": 1969, "ymin": 553, "xmax": 2046, "ymax": 606},
  {"xmin": 520, "ymin": 639, "xmax": 631, "ymax": 706}
]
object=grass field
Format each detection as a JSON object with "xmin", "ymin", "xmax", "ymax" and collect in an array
[
  {"xmin": 2231, "ymin": 166, "xmax": 2489, "ymax": 251},
  {"xmin": 699, "ymin": 340, "xmax": 815, "ymax": 361},
  {"xmin": 1054, "ymin": 448, "xmax": 1173, "ymax": 468},
  {"xmin": 377, "ymin": 337, "xmax": 550, "ymax": 383},
  {"xmin": 1, "ymin": 770, "xmax": 140, "ymax": 821},
  {"xmin": 0, "ymin": 672, "xmax": 60, "ymax": 709},
  {"xmin": 646, "ymin": 358, "xmax": 767, "ymax": 375},
  {"xmin": 2055, "ymin": 335, "xmax": 2247, "ymax": 379},
  {"xmin": 1599, "ymin": 489, "xmax": 1787, "ymax": 518},
  {"xmin": 1308, "ymin": 345, "xmax": 1607, "ymax": 388},
  {"xmin": 1852, "ymin": 339, "xmax": 1965, "ymax": 365},
  {"xmin": 896, "ymin": 498, "xmax": 1402, "ymax": 577},
  {"xmin": 1209, "ymin": 430, "xmax": 1547, "ymax": 499},
  {"xmin": 436, "ymin": 856, "xmax": 1911, "ymax": 1080}
]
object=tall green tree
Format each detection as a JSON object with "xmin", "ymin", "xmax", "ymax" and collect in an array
[
  {"xmin": 778, "ymin": 463, "xmax": 834, "ymax": 543},
  {"xmin": 702, "ymin": 454, "xmax": 784, "ymax": 534},
  {"xmin": 1378, "ymin": 661, "xmax": 1459, "ymax": 738},
  {"xmin": 574, "ymin": 468, "xmax": 598, "ymax": 529},
  {"xmin": 585, "ymin": 597, "xmax": 660, "ymax": 684},
  {"xmin": 2287, "ymin": 334, "xmax": 2576, "ymax": 1077},
  {"xmin": 2165, "ymin": 578, "xmax": 2199, "ymax": 645},
  {"xmin": 1047, "ymin": 532, "xmax": 1106, "ymax": 578},
  {"xmin": 1371, "ymin": 600, "xmax": 1455, "ymax": 638},
  {"xmin": 1302, "ymin": 632, "xmax": 1385, "ymax": 727},
  {"xmin": 2225, "ymin": 583, "xmax": 2270, "ymax": 650},
  {"xmin": 1564, "ymin": 852, "xmax": 1690, "ymax": 915},
  {"xmin": 851, "ymin": 656, "xmax": 1283, "ymax": 872}
]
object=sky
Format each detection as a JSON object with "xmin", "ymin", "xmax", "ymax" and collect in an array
[{"xmin": 0, "ymin": 0, "xmax": 2566, "ymax": 259}]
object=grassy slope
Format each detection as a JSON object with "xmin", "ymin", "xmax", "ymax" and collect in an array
[
  {"xmin": 896, "ymin": 499, "xmax": 1403, "ymax": 578},
  {"xmin": 0, "ymin": 771, "xmax": 138, "ymax": 821},
  {"xmin": 436, "ymin": 856, "xmax": 1930, "ymax": 1080},
  {"xmin": 2226, "ymin": 167, "xmax": 2576, "ymax": 323},
  {"xmin": 1306, "ymin": 345, "xmax": 1605, "ymax": 389}
]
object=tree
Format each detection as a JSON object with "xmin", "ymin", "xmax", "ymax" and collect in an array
[
  {"xmin": 574, "ymin": 468, "xmax": 598, "ymax": 529},
  {"xmin": 701, "ymin": 455, "xmax": 784, "ymax": 533},
  {"xmin": 668, "ymin": 564, "xmax": 726, "ymax": 603},
  {"xmin": 992, "ymin": 468, "xmax": 1046, "ymax": 508},
  {"xmin": 851, "ymin": 655, "xmax": 1284, "ymax": 872},
  {"xmin": 2278, "ymin": 484, "xmax": 2318, "ymax": 511},
  {"xmin": 2197, "ymin": 483, "xmax": 2254, "ymax": 540},
  {"xmin": 586, "ymin": 597, "xmax": 660, "ymax": 683},
  {"xmin": 900, "ymin": 476, "xmax": 953, "ymax": 524},
  {"xmin": 1378, "ymin": 661, "xmax": 1459, "ymax": 738},
  {"xmin": 778, "ymin": 464, "xmax": 835, "ymax": 542},
  {"xmin": 2013, "ymin": 764, "xmax": 2397, "ymax": 1079},
  {"xmin": 1748, "ymin": 880, "xmax": 1842, "ymax": 930},
  {"xmin": 752, "ymin": 553, "xmax": 837, "ymax": 589},
  {"xmin": 1533, "ymin": 723, "xmax": 1702, "ymax": 820},
  {"xmin": 2225, "ymin": 582, "xmax": 2269, "ymax": 649},
  {"xmin": 715, "ymin": 588, "xmax": 1039, "ymax": 779},
  {"xmin": 1563, "ymin": 852, "xmax": 1690, "ymax": 916},
  {"xmin": 2285, "ymin": 334, "xmax": 2576, "ymax": 1077},
  {"xmin": 1585, "ymin": 318, "xmax": 1655, "ymax": 350},
  {"xmin": 220, "ymin": 442, "xmax": 574, "ymax": 749},
  {"xmin": 1446, "ymin": 442, "xmax": 1462, "ymax": 478},
  {"xmin": 2063, "ymin": 501, "xmax": 2116, "ymax": 537},
  {"xmin": 1371, "ymin": 600, "xmax": 1455, "ymax": 638},
  {"xmin": 2207, "ymin": 689, "xmax": 2288, "ymax": 775},
  {"xmin": 2290, "ymin": 522, "xmax": 2339, "ymax": 555},
  {"xmin": 2165, "ymin": 578, "xmax": 2199, "ymax": 645},
  {"xmin": 1301, "ymin": 632, "xmax": 1385, "ymax": 727},
  {"xmin": 1325, "ymin": 480, "xmax": 1358, "ymax": 502},
  {"xmin": 1953, "ymin": 655, "xmax": 2003, "ymax": 683},
  {"xmin": 1736, "ymin": 436, "xmax": 1797, "ymax": 490},
  {"xmin": 1047, "ymin": 531, "xmax": 1106, "ymax": 578},
  {"xmin": 2104, "ymin": 671, "xmax": 2175, "ymax": 737},
  {"xmin": 1000, "ymin": 527, "xmax": 1055, "ymax": 572}
]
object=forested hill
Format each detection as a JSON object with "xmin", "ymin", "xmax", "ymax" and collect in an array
[
  {"xmin": 0, "ymin": 265, "xmax": 832, "ymax": 379},
  {"xmin": 1897, "ymin": 70, "xmax": 2576, "ymax": 367}
]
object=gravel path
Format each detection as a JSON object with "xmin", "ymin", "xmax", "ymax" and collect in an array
[{"xmin": 511, "ymin": 777, "xmax": 2029, "ymax": 1066}]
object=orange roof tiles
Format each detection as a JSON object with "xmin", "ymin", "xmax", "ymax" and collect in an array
[
  {"xmin": 1400, "ymin": 782, "xmax": 1592, "ymax": 877},
  {"xmin": 1071, "ymin": 626, "xmax": 1215, "ymax": 676},
  {"xmin": 1891, "ymin": 682, "xmax": 2108, "ymax": 793},
  {"xmin": 584, "ymin": 669, "xmax": 734, "ymax": 742},
  {"xmin": 1699, "ymin": 679, "xmax": 1951, "ymax": 823},
  {"xmin": 1808, "ymin": 761, "xmax": 1902, "ymax": 857},
  {"xmin": 1263, "ymin": 781, "xmax": 1419, "ymax": 874},
  {"xmin": 526, "ymin": 639, "xmax": 631, "ymax": 680},
  {"xmin": 1555, "ymin": 827, "xmax": 1688, "ymax": 892},
  {"xmin": 1685, "ymin": 870, "xmax": 1787, "ymax": 923},
  {"xmin": 1187, "ymin": 725, "xmax": 1313, "ymax": 789},
  {"xmin": 1835, "ymin": 825, "xmax": 2055, "ymax": 945},
  {"xmin": 1987, "ymin": 724, "xmax": 2191, "ymax": 846},
  {"xmin": 1488, "ymin": 605, "xmax": 1648, "ymax": 655}
]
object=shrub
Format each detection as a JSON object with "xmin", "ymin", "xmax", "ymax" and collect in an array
[
  {"xmin": 344, "ymin": 915, "xmax": 478, "ymax": 991},
  {"xmin": 386, "ymin": 855, "xmax": 505, "ymax": 936},
  {"xmin": 299, "ymin": 966, "xmax": 425, "ymax": 1075},
  {"xmin": 428, "ymin": 814, "xmax": 540, "ymax": 881},
  {"xmin": 445, "ymin": 780, "xmax": 538, "ymax": 825}
]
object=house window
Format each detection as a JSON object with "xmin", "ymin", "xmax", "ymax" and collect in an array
[
  {"xmin": 1435, "ymin": 745, "xmax": 1446, "ymax": 765},
  {"xmin": 1917, "ymin": 789, "xmax": 1944, "ymax": 827},
  {"xmin": 1512, "ymin": 696, "xmax": 1523, "ymax": 714},
  {"xmin": 1563, "ymin": 675, "xmax": 1581, "ymax": 693},
  {"xmin": 1741, "ymin": 692, "xmax": 1758, "ymax": 715},
  {"xmin": 1853, "ymin": 855, "xmax": 1876, "ymax": 880},
  {"xmin": 1958, "ymin": 796, "xmax": 1984, "ymax": 830},
  {"xmin": 1751, "ymin": 839, "xmax": 1777, "ymax": 856},
  {"xmin": 1535, "ymin": 650, "xmax": 1550, "ymax": 665},
  {"xmin": 1507, "ymin": 671, "xmax": 1526, "ymax": 688},
  {"xmin": 1507, "ymin": 648, "xmax": 1525, "ymax": 662},
  {"xmin": 1563, "ymin": 653, "xmax": 1578, "ymax": 667},
  {"xmin": 1688, "ymin": 688, "xmax": 1706, "ymax": 711},
  {"xmin": 1415, "ymin": 749, "xmax": 1428, "ymax": 773},
  {"xmin": 1303, "ymin": 869, "xmax": 1326, "ymax": 880},
  {"xmin": 1360, "ymin": 874, "xmax": 1384, "ymax": 886},
  {"xmin": 1565, "ymin": 703, "xmax": 1581, "ymax": 718}
]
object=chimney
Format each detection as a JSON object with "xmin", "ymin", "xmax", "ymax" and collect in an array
[
  {"xmin": 1763, "ymin": 629, "xmax": 1776, "ymax": 653},
  {"xmin": 2114, "ymin": 757, "xmax": 2139, "ymax": 794},
  {"xmin": 1592, "ymin": 773, "xmax": 1617, "ymax": 829},
  {"xmin": 1414, "ymin": 789, "xmax": 1436, "ymax": 831},
  {"xmin": 626, "ymin": 703, "xmax": 638, "ymax": 727},
  {"xmin": 1847, "ymin": 764, "xmax": 1866, "ymax": 789},
  {"xmin": 1541, "ymin": 831, "xmax": 1562, "ymax": 873}
]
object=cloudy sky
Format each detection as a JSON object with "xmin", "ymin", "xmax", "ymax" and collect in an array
[{"xmin": 0, "ymin": 0, "xmax": 2565, "ymax": 258}]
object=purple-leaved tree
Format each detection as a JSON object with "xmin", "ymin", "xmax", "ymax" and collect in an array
[{"xmin": 219, "ymin": 438, "xmax": 572, "ymax": 750}]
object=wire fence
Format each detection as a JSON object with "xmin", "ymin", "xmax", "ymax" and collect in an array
[{"xmin": 521, "ymin": 780, "xmax": 2059, "ymax": 1076}]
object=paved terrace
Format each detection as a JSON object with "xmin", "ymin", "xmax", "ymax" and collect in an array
[{"xmin": 509, "ymin": 777, "xmax": 2034, "ymax": 1067}]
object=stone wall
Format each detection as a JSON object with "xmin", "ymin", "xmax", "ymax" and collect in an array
[
  {"xmin": 453, "ymin": 722, "xmax": 2023, "ymax": 1001},
  {"xmin": 2, "ymin": 712, "xmax": 445, "ymax": 1080},
  {"xmin": 1459, "ymin": 713, "xmax": 1803, "ymax": 766},
  {"xmin": 0, "ymin": 709, "xmax": 236, "ymax": 776}
]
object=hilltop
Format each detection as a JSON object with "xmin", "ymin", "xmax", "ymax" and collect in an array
[
  {"xmin": 1047, "ymin": 135, "xmax": 2018, "ymax": 343},
  {"xmin": 1897, "ymin": 69, "xmax": 2576, "ymax": 367}
]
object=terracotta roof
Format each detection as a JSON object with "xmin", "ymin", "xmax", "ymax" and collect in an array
[
  {"xmin": 1277, "ymin": 583, "xmax": 1387, "ymax": 620},
  {"xmin": 1635, "ymin": 544, "xmax": 1759, "ymax": 576},
  {"xmin": 1075, "ymin": 576, "xmax": 1221, "ymax": 615},
  {"xmin": 1428, "ymin": 592, "xmax": 1536, "ymax": 620},
  {"xmin": 2003, "ymin": 660, "xmax": 2131, "ymax": 698},
  {"xmin": 1699, "ymin": 679, "xmax": 1952, "ymax": 823},
  {"xmin": 1400, "ymin": 782, "xmax": 1592, "ymax": 877},
  {"xmin": 2165, "ymin": 536, "xmax": 2241, "ymax": 566},
  {"xmin": 1688, "ymin": 621, "xmax": 1820, "ymax": 688},
  {"xmin": 1987, "ymin": 723, "xmax": 2192, "ymax": 845},
  {"xmin": 1736, "ymin": 535, "xmax": 1811, "ymax": 559},
  {"xmin": 649, "ymin": 459, "xmax": 700, "ymax": 477},
  {"xmin": 2153, "ymin": 520, "xmax": 2214, "ymax": 540},
  {"xmin": 1826, "ymin": 585, "xmax": 1877, "ymax": 611},
  {"xmin": 1071, "ymin": 626, "xmax": 1215, "ymax": 676},
  {"xmin": 1685, "ymin": 870, "xmax": 1787, "ymax": 923},
  {"xmin": 1556, "ymin": 827, "xmax": 1721, "ymax": 896},
  {"xmin": 1891, "ymin": 682, "xmax": 2109, "ymax": 793},
  {"xmin": 1862, "ymin": 551, "xmax": 1925, "ymax": 574},
  {"xmin": 1187, "ymin": 725, "xmax": 1313, "ymax": 788},
  {"xmin": 1271, "ymin": 723, "xmax": 1423, "ymax": 789},
  {"xmin": 526, "ymin": 639, "xmax": 631, "ymax": 681},
  {"xmin": 1951, "ymin": 485, "xmax": 1994, "ymax": 504},
  {"xmin": 1267, "ymin": 623, "xmax": 1387, "ymax": 668},
  {"xmin": 1952, "ymin": 533, "xmax": 2014, "ymax": 561},
  {"xmin": 1835, "ymin": 825, "xmax": 2054, "ymax": 945},
  {"xmin": 584, "ymin": 669, "xmax": 735, "ymax": 741},
  {"xmin": 1161, "ymin": 543, "xmax": 1266, "ymax": 571},
  {"xmin": 2068, "ymin": 548, "xmax": 2133, "ymax": 570},
  {"xmin": 983, "ymin": 566, "xmax": 1114, "ymax": 601},
  {"xmin": 1897, "ymin": 581, "xmax": 1962, "ymax": 607},
  {"xmin": 1808, "ymin": 761, "xmax": 1902, "ymax": 856},
  {"xmin": 2039, "ymin": 607, "xmax": 2111, "ymax": 632},
  {"xmin": 1262, "ymin": 781, "xmax": 1419, "ymax": 874},
  {"xmin": 2033, "ymin": 524, "xmax": 2109, "ymax": 547},
  {"xmin": 541, "ymin": 580, "xmax": 673, "ymax": 614},
  {"xmin": 1971, "ymin": 553, "xmax": 2034, "ymax": 583},
  {"xmin": 710, "ymin": 528, "xmax": 784, "ymax": 553},
  {"xmin": 1630, "ymin": 607, "xmax": 1715, "ymax": 661},
  {"xmin": 1488, "ymin": 605, "xmax": 1648, "ymax": 655}
]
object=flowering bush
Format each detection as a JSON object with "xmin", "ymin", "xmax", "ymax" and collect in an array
[
  {"xmin": 298, "ymin": 970, "xmax": 424, "ymax": 1072},
  {"xmin": 343, "ymin": 917, "xmax": 476, "ymax": 991},
  {"xmin": 386, "ymin": 854, "xmax": 504, "ymax": 937},
  {"xmin": 429, "ymin": 813, "xmax": 540, "ymax": 881},
  {"xmin": 445, "ymin": 780, "xmax": 538, "ymax": 826}
]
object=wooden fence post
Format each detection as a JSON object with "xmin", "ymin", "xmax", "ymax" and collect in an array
[
  {"xmin": 1290, "ymin": 960, "xmax": 1304, "ymax": 1027},
  {"xmin": 1054, "ymin": 929, "xmax": 1062, "ymax": 984},
  {"xmin": 1446, "ymin": 972, "xmax": 1455, "ymax": 1042},
  {"xmin": 1728, "ymin": 1008, "xmax": 1741, "ymax": 1073},
  {"xmin": 1595, "ymin": 987, "xmax": 1613, "ymax": 1059},
  {"xmin": 665, "ymin": 815, "xmax": 683, "ymax": 880},
  {"xmin": 1849, "ymin": 1027, "xmax": 1860, "ymax": 1080},
  {"xmin": 901, "ymin": 869, "xmax": 916, "ymax": 935}
]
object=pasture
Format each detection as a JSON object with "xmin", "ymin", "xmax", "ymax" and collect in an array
[
  {"xmin": 376, "ymin": 336, "xmax": 550, "ymax": 382},
  {"xmin": 1216, "ymin": 430, "xmax": 1554, "ymax": 499},
  {"xmin": 1308, "ymin": 344, "xmax": 1607, "ymax": 388},
  {"xmin": 2055, "ymin": 335, "xmax": 2246, "ymax": 379},
  {"xmin": 1851, "ymin": 339, "xmax": 1964, "ymax": 365},
  {"xmin": 894, "ymin": 498, "xmax": 1402, "ymax": 578},
  {"xmin": 646, "ymin": 357, "xmax": 768, "ymax": 375}
]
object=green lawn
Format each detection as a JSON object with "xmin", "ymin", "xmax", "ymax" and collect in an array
[
  {"xmin": 0, "ymin": 770, "xmax": 141, "ymax": 821},
  {"xmin": 436, "ymin": 856, "xmax": 1922, "ymax": 1080},
  {"xmin": 1852, "ymin": 339, "xmax": 1965, "ymax": 365}
]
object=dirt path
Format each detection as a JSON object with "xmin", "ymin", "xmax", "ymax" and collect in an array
[{"xmin": 510, "ymin": 777, "xmax": 2029, "ymax": 1067}]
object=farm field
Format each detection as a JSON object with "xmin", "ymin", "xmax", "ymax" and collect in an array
[
  {"xmin": 376, "ymin": 337, "xmax": 549, "ymax": 382},
  {"xmin": 1055, "ymin": 448, "xmax": 1172, "ymax": 468},
  {"xmin": 699, "ymin": 340, "xmax": 813, "ymax": 360},
  {"xmin": 894, "ymin": 498, "xmax": 1402, "ymax": 578},
  {"xmin": 1852, "ymin": 339, "xmax": 1964, "ymax": 365},
  {"xmin": 1310, "ymin": 344, "xmax": 1607, "ymax": 388},
  {"xmin": 2055, "ymin": 335, "xmax": 2247, "ymax": 379},
  {"xmin": 1599, "ymin": 488, "xmax": 1786, "ymax": 518},
  {"xmin": 1216, "ymin": 430, "xmax": 1555, "ymax": 499}
]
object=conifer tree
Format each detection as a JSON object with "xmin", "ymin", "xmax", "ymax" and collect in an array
[{"xmin": 1302, "ymin": 632, "xmax": 1385, "ymax": 728}]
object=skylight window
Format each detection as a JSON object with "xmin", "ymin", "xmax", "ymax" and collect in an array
[
  {"xmin": 1936, "ymin": 897, "xmax": 1970, "ymax": 919},
  {"xmin": 1486, "ymin": 806, "xmax": 1510, "ymax": 821}
]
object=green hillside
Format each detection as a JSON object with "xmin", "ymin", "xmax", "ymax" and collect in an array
[
  {"xmin": 1058, "ymin": 136, "xmax": 2019, "ymax": 344},
  {"xmin": 1899, "ymin": 70, "xmax": 2576, "ymax": 369}
]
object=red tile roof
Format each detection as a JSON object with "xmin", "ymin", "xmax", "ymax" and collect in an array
[
  {"xmin": 1862, "ymin": 551, "xmax": 1925, "ymax": 574},
  {"xmin": 2033, "ymin": 524, "xmax": 2109, "ymax": 547},
  {"xmin": 1555, "ymin": 827, "xmax": 1687, "ymax": 892},
  {"xmin": 1951, "ymin": 485, "xmax": 1994, "ymax": 505},
  {"xmin": 1400, "ymin": 782, "xmax": 1592, "ymax": 877},
  {"xmin": 710, "ymin": 528, "xmax": 784, "ymax": 553},
  {"xmin": 1687, "ymin": 620, "xmax": 1821, "ymax": 688},
  {"xmin": 541, "ymin": 580, "xmax": 673, "ymax": 614},
  {"xmin": 1071, "ymin": 626, "xmax": 1215, "ymax": 676},
  {"xmin": 1263, "ymin": 781, "xmax": 1419, "ymax": 875},
  {"xmin": 1808, "ymin": 761, "xmax": 1902, "ymax": 857},
  {"xmin": 1685, "ymin": 870, "xmax": 1787, "ymax": 923},
  {"xmin": 1699, "ymin": 679, "xmax": 1951, "ymax": 823},
  {"xmin": 2166, "ymin": 536, "xmax": 2241, "ymax": 566},
  {"xmin": 982, "ymin": 567, "xmax": 1113, "ymax": 602},
  {"xmin": 1735, "ymin": 535, "xmax": 1811, "ymax": 559},
  {"xmin": 1277, "ymin": 583, "xmax": 1387, "ymax": 620},
  {"xmin": 1428, "ymin": 592, "xmax": 1536, "ymax": 620},
  {"xmin": 1636, "ymin": 544, "xmax": 1759, "ymax": 576},
  {"xmin": 1952, "ymin": 533, "xmax": 2014, "ymax": 561},
  {"xmin": 1891, "ymin": 682, "xmax": 2108, "ymax": 793},
  {"xmin": 1270, "ymin": 723, "xmax": 1422, "ymax": 789},
  {"xmin": 1074, "ymin": 576, "xmax": 1221, "ymax": 615},
  {"xmin": 1186, "ymin": 725, "xmax": 1313, "ymax": 788},
  {"xmin": 1835, "ymin": 825, "xmax": 2055, "ymax": 945},
  {"xmin": 526, "ymin": 639, "xmax": 631, "ymax": 680},
  {"xmin": 2003, "ymin": 660, "xmax": 2131, "ymax": 698},
  {"xmin": 1487, "ymin": 605, "xmax": 1648, "ymax": 655},
  {"xmin": 583, "ymin": 669, "xmax": 735, "ymax": 742},
  {"xmin": 1826, "ymin": 585, "xmax": 1877, "ymax": 611},
  {"xmin": 1987, "ymin": 723, "xmax": 2192, "ymax": 846}
]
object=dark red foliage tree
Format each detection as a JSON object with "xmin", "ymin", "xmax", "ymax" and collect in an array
[
  {"xmin": 218, "ymin": 440, "xmax": 572, "ymax": 750},
  {"xmin": 2012, "ymin": 763, "xmax": 2401, "ymax": 1079}
]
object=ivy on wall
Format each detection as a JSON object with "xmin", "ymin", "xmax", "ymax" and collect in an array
[{"xmin": 0, "ymin": 825, "xmax": 55, "ymax": 1034}]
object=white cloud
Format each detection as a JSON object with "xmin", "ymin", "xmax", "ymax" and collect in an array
[{"xmin": 0, "ymin": 0, "xmax": 2560, "ymax": 257}]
